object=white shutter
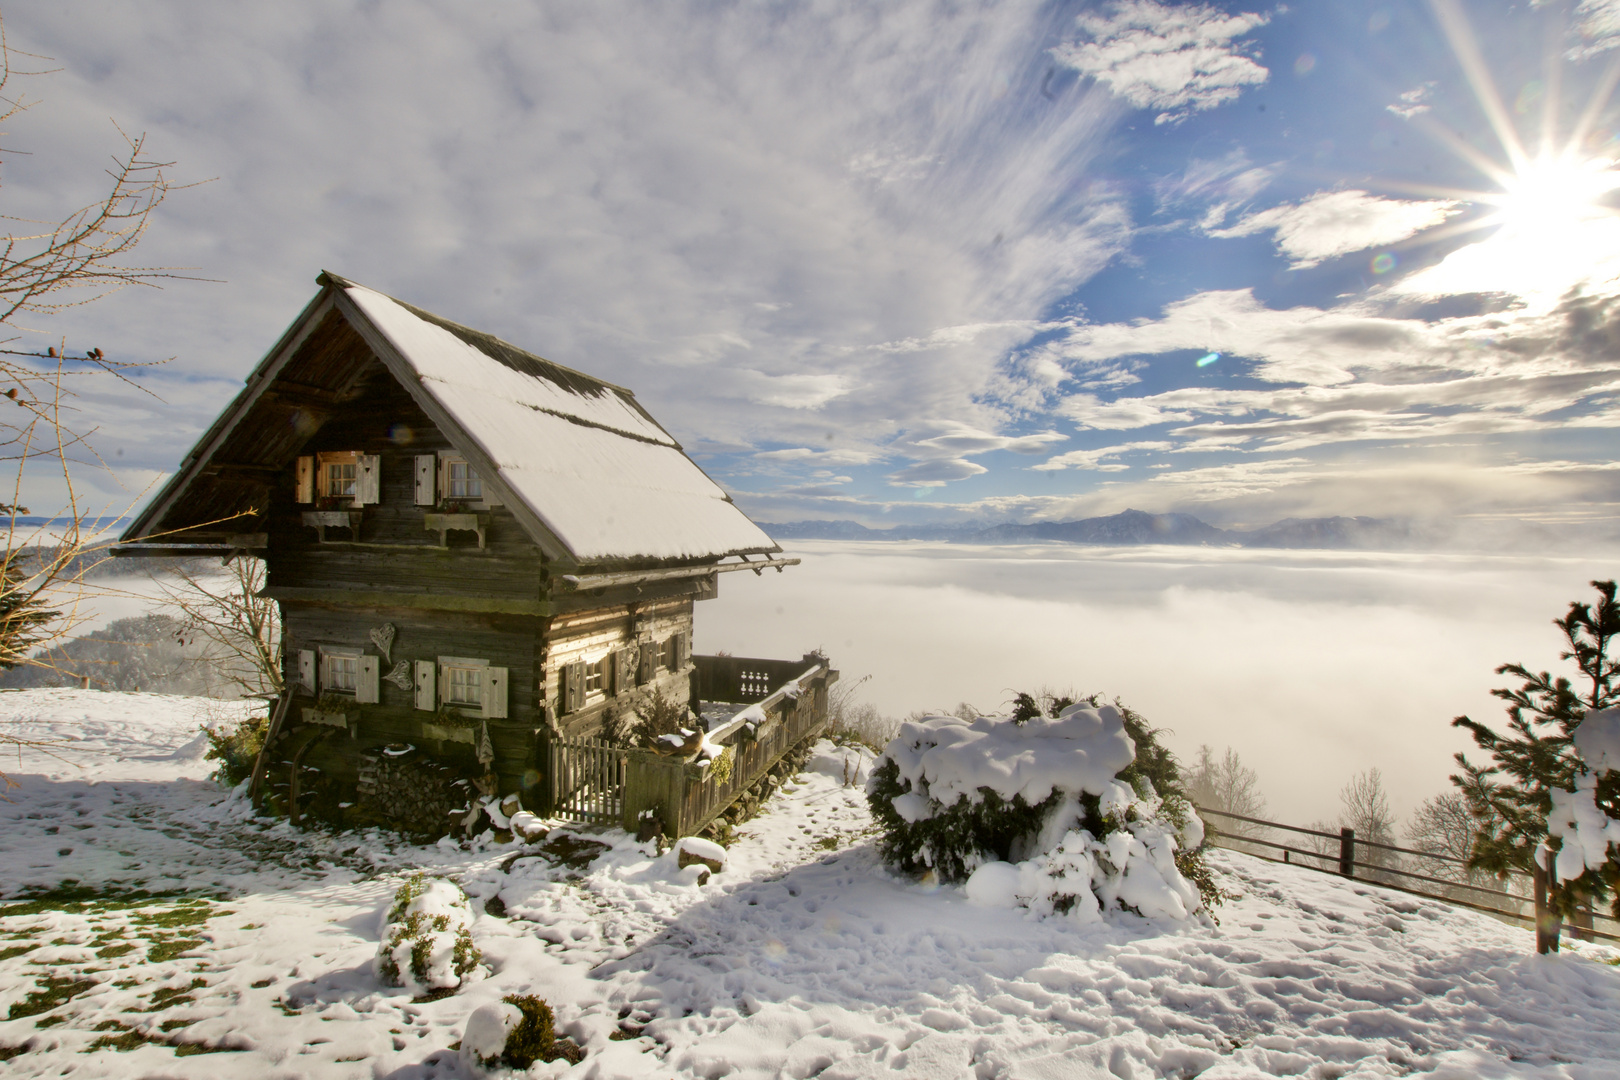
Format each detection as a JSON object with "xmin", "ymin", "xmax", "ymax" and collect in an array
[
  {"xmin": 356, "ymin": 454, "xmax": 381, "ymax": 506},
  {"xmin": 297, "ymin": 649, "xmax": 316, "ymax": 692},
  {"xmin": 482, "ymin": 666, "xmax": 508, "ymax": 719},
  {"xmin": 295, "ymin": 457, "xmax": 314, "ymax": 503},
  {"xmin": 414, "ymin": 659, "xmax": 436, "ymax": 711},
  {"xmin": 357, "ymin": 655, "xmax": 380, "ymax": 704},
  {"xmin": 414, "ymin": 454, "xmax": 436, "ymax": 505}
]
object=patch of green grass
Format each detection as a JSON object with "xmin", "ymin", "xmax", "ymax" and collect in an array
[
  {"xmin": 147, "ymin": 937, "xmax": 205, "ymax": 964},
  {"xmin": 8, "ymin": 976, "xmax": 96, "ymax": 1020},
  {"xmin": 133, "ymin": 901, "xmax": 223, "ymax": 930},
  {"xmin": 96, "ymin": 943, "xmax": 137, "ymax": 959},
  {"xmin": 0, "ymin": 885, "xmax": 184, "ymax": 918},
  {"xmin": 0, "ymin": 1043, "xmax": 27, "ymax": 1061},
  {"xmin": 174, "ymin": 1041, "xmax": 238, "ymax": 1056},
  {"xmin": 250, "ymin": 977, "xmax": 274, "ymax": 989},
  {"xmin": 815, "ymin": 835, "xmax": 840, "ymax": 850},
  {"xmin": 86, "ymin": 1020, "xmax": 154, "ymax": 1053},
  {"xmin": 159, "ymin": 1018, "xmax": 192, "ymax": 1032},
  {"xmin": 143, "ymin": 978, "xmax": 206, "ymax": 1012},
  {"xmin": 0, "ymin": 943, "xmax": 39, "ymax": 961},
  {"xmin": 35, "ymin": 1014, "xmax": 67, "ymax": 1028}
]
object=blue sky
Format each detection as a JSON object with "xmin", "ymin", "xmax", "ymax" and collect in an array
[{"xmin": 7, "ymin": 1, "xmax": 1620, "ymax": 534}]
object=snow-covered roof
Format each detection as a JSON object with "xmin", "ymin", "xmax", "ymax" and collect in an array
[
  {"xmin": 338, "ymin": 281, "xmax": 777, "ymax": 564},
  {"xmin": 122, "ymin": 273, "xmax": 780, "ymax": 568}
]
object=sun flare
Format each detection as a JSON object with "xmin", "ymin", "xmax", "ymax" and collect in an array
[{"xmin": 1485, "ymin": 152, "xmax": 1620, "ymax": 235}]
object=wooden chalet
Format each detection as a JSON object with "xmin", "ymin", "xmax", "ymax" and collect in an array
[{"xmin": 119, "ymin": 272, "xmax": 831, "ymax": 835}]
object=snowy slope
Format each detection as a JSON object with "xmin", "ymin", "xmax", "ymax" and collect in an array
[{"xmin": 0, "ymin": 690, "xmax": 1617, "ymax": 1078}]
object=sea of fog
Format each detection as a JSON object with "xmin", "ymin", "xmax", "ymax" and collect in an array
[{"xmin": 698, "ymin": 539, "xmax": 1620, "ymax": 827}]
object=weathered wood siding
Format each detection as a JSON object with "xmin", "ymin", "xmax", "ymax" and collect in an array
[
  {"xmin": 545, "ymin": 597, "xmax": 694, "ymax": 738},
  {"xmin": 284, "ymin": 602, "xmax": 544, "ymax": 794}
]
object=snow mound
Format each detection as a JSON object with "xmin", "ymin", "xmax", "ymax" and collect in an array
[{"xmin": 374, "ymin": 874, "xmax": 482, "ymax": 994}]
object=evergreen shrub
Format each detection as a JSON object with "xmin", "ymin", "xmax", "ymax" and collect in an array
[
  {"xmin": 201, "ymin": 713, "xmax": 268, "ymax": 786},
  {"xmin": 868, "ymin": 691, "xmax": 1223, "ymax": 920},
  {"xmin": 374, "ymin": 874, "xmax": 481, "ymax": 994}
]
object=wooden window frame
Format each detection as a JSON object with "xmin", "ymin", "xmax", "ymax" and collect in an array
[
  {"xmin": 438, "ymin": 656, "xmax": 488, "ymax": 708},
  {"xmin": 319, "ymin": 646, "xmax": 363, "ymax": 696},
  {"xmin": 437, "ymin": 452, "xmax": 501, "ymax": 509}
]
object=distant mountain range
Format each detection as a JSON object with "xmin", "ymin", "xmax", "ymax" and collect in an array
[{"xmin": 759, "ymin": 509, "xmax": 1431, "ymax": 550}]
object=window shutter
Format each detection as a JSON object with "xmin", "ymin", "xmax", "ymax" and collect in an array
[
  {"xmin": 356, "ymin": 454, "xmax": 381, "ymax": 506},
  {"xmin": 482, "ymin": 666, "xmax": 508, "ymax": 719},
  {"xmin": 614, "ymin": 647, "xmax": 633, "ymax": 695},
  {"xmin": 297, "ymin": 649, "xmax": 315, "ymax": 692},
  {"xmin": 295, "ymin": 457, "xmax": 314, "ymax": 503},
  {"xmin": 677, "ymin": 630, "xmax": 691, "ymax": 668},
  {"xmin": 357, "ymin": 655, "xmax": 380, "ymax": 704},
  {"xmin": 639, "ymin": 642, "xmax": 656, "ymax": 685},
  {"xmin": 563, "ymin": 660, "xmax": 585, "ymax": 713},
  {"xmin": 414, "ymin": 454, "xmax": 436, "ymax": 505},
  {"xmin": 414, "ymin": 659, "xmax": 436, "ymax": 711}
]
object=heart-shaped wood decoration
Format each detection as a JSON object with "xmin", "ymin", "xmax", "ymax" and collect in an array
[
  {"xmin": 369, "ymin": 623, "xmax": 396, "ymax": 663},
  {"xmin": 383, "ymin": 660, "xmax": 412, "ymax": 692}
]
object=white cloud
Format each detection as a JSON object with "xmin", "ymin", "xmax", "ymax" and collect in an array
[
  {"xmin": 888, "ymin": 459, "xmax": 989, "ymax": 487},
  {"xmin": 2, "ymin": 0, "xmax": 1134, "ymax": 495},
  {"xmin": 1387, "ymin": 82, "xmax": 1436, "ymax": 119},
  {"xmin": 1032, "ymin": 440, "xmax": 1172, "ymax": 472},
  {"xmin": 1568, "ymin": 0, "xmax": 1620, "ymax": 58},
  {"xmin": 1208, "ymin": 190, "xmax": 1462, "ymax": 268},
  {"xmin": 1053, "ymin": 1, "xmax": 1270, "ymax": 125}
]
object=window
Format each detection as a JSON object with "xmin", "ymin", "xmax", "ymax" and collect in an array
[
  {"xmin": 660, "ymin": 636, "xmax": 678, "ymax": 671},
  {"xmin": 585, "ymin": 657, "xmax": 605, "ymax": 695},
  {"xmin": 299, "ymin": 451, "xmax": 379, "ymax": 506},
  {"xmin": 321, "ymin": 648, "xmax": 362, "ymax": 695},
  {"xmin": 326, "ymin": 460, "xmax": 357, "ymax": 498},
  {"xmin": 443, "ymin": 662, "xmax": 484, "ymax": 706},
  {"xmin": 445, "ymin": 459, "xmax": 482, "ymax": 501},
  {"xmin": 428, "ymin": 656, "xmax": 507, "ymax": 718}
]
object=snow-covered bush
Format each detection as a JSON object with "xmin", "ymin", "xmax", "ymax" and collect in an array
[
  {"xmin": 462, "ymin": 994, "xmax": 564, "ymax": 1071},
  {"xmin": 867, "ymin": 695, "xmax": 1216, "ymax": 922},
  {"xmin": 375, "ymin": 875, "xmax": 481, "ymax": 994}
]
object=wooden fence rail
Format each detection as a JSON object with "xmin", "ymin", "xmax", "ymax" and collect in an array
[
  {"xmin": 624, "ymin": 659, "xmax": 836, "ymax": 837},
  {"xmin": 542, "ymin": 657, "xmax": 838, "ymax": 838},
  {"xmin": 1196, "ymin": 805, "xmax": 1620, "ymax": 945},
  {"xmin": 547, "ymin": 734, "xmax": 626, "ymax": 826}
]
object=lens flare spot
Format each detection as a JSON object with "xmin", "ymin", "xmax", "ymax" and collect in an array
[
  {"xmin": 1195, "ymin": 352, "xmax": 1220, "ymax": 367},
  {"xmin": 1293, "ymin": 53, "xmax": 1316, "ymax": 76},
  {"xmin": 1371, "ymin": 252, "xmax": 1397, "ymax": 274},
  {"xmin": 389, "ymin": 423, "xmax": 415, "ymax": 445},
  {"xmin": 1514, "ymin": 80, "xmax": 1544, "ymax": 117}
]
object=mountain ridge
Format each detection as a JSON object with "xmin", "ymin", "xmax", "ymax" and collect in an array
[{"xmin": 758, "ymin": 509, "xmax": 1428, "ymax": 550}]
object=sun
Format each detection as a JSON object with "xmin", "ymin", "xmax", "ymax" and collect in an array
[
  {"xmin": 1484, "ymin": 152, "xmax": 1620, "ymax": 236},
  {"xmin": 1382, "ymin": 2, "xmax": 1620, "ymax": 304}
]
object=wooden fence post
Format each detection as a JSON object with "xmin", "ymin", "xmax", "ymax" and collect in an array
[{"xmin": 1338, "ymin": 828, "xmax": 1355, "ymax": 877}]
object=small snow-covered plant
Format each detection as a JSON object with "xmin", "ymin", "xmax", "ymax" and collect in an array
[
  {"xmin": 709, "ymin": 745, "xmax": 734, "ymax": 785},
  {"xmin": 868, "ymin": 693, "xmax": 1217, "ymax": 923},
  {"xmin": 462, "ymin": 994, "xmax": 557, "ymax": 1070},
  {"xmin": 375, "ymin": 874, "xmax": 481, "ymax": 994}
]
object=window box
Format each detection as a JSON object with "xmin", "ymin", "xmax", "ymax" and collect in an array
[
  {"xmin": 421, "ymin": 721, "xmax": 476, "ymax": 744},
  {"xmin": 423, "ymin": 512, "xmax": 488, "ymax": 549},
  {"xmin": 302, "ymin": 706, "xmax": 353, "ymax": 730},
  {"xmin": 301, "ymin": 510, "xmax": 364, "ymax": 543}
]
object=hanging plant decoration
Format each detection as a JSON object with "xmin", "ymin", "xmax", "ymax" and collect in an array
[{"xmin": 370, "ymin": 623, "xmax": 397, "ymax": 663}]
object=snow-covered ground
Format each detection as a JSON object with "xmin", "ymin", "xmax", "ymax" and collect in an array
[{"xmin": 1, "ymin": 689, "xmax": 1617, "ymax": 1078}]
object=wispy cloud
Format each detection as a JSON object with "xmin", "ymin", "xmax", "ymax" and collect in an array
[
  {"xmin": 1208, "ymin": 190, "xmax": 1462, "ymax": 268},
  {"xmin": 1052, "ymin": 1, "xmax": 1271, "ymax": 125}
]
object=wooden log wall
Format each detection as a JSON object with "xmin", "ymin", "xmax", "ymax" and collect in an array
[{"xmin": 546, "ymin": 596, "xmax": 695, "ymax": 739}]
